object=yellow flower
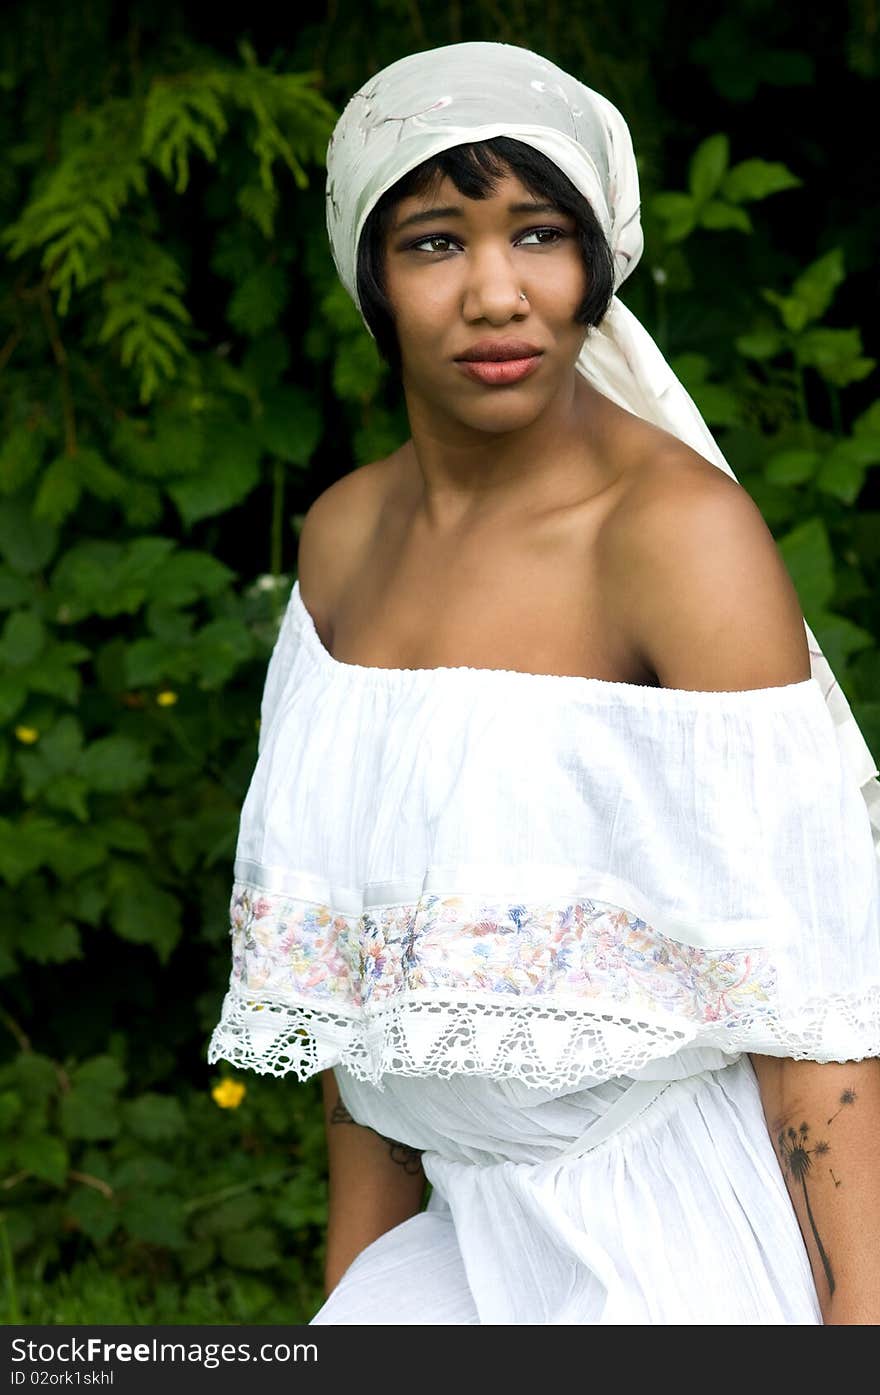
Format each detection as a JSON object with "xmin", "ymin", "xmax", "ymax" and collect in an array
[
  {"xmin": 212, "ymin": 1079, "xmax": 246, "ymax": 1109},
  {"xmin": 156, "ymin": 690, "xmax": 178, "ymax": 707},
  {"xmin": 14, "ymin": 726, "xmax": 39, "ymax": 744}
]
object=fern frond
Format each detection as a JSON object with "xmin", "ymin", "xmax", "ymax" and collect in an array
[
  {"xmin": 225, "ymin": 40, "xmax": 336, "ymax": 200},
  {"xmin": 142, "ymin": 72, "xmax": 229, "ymax": 193},
  {"xmin": 96, "ymin": 239, "xmax": 192, "ymax": 404},
  {"xmin": 2, "ymin": 100, "xmax": 147, "ymax": 315}
]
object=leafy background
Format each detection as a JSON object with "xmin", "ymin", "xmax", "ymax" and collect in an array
[{"xmin": 1, "ymin": 0, "xmax": 878, "ymax": 1324}]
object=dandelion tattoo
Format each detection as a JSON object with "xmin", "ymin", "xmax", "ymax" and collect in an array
[
  {"xmin": 776, "ymin": 1121, "xmax": 835, "ymax": 1297},
  {"xmin": 827, "ymin": 1086, "xmax": 857, "ymax": 1125}
]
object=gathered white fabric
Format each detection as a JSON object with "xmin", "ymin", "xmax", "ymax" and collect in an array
[
  {"xmin": 206, "ymin": 579, "xmax": 880, "ymax": 1089},
  {"xmin": 323, "ymin": 39, "xmax": 880, "ymax": 855},
  {"xmin": 309, "ymin": 1057, "xmax": 822, "ymax": 1324}
]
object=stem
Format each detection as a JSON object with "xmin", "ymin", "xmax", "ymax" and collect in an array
[
  {"xmin": 0, "ymin": 1007, "xmax": 31, "ymax": 1052},
  {"xmin": 182, "ymin": 1167, "xmax": 292, "ymax": 1216},
  {"xmin": 38, "ymin": 283, "xmax": 77, "ymax": 456},
  {"xmin": 801, "ymin": 1176, "xmax": 835, "ymax": 1297},
  {"xmin": 0, "ymin": 326, "xmax": 23, "ymax": 373},
  {"xmin": 0, "ymin": 1216, "xmax": 21, "ymax": 1324},
  {"xmin": 68, "ymin": 1170, "xmax": 114, "ymax": 1199},
  {"xmin": 795, "ymin": 362, "xmax": 813, "ymax": 447},
  {"xmin": 827, "ymin": 379, "xmax": 843, "ymax": 438}
]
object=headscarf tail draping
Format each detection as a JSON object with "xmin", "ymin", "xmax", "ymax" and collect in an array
[{"xmin": 324, "ymin": 41, "xmax": 880, "ymax": 858}]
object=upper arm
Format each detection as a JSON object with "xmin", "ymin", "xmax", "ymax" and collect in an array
[
  {"xmin": 606, "ymin": 460, "xmax": 812, "ymax": 691},
  {"xmin": 295, "ymin": 462, "xmax": 382, "ymax": 634}
]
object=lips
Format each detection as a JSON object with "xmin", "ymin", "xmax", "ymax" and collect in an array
[
  {"xmin": 456, "ymin": 356, "xmax": 542, "ymax": 386},
  {"xmin": 455, "ymin": 340, "xmax": 543, "ymax": 362},
  {"xmin": 454, "ymin": 339, "xmax": 544, "ymax": 387}
]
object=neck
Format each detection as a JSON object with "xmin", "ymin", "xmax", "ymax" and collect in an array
[{"xmin": 399, "ymin": 371, "xmax": 612, "ymax": 530}]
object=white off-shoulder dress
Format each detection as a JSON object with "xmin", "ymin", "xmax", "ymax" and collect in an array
[{"xmin": 208, "ymin": 578, "xmax": 880, "ymax": 1325}]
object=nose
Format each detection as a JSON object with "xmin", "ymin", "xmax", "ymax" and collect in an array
[{"xmin": 461, "ymin": 242, "xmax": 527, "ymax": 324}]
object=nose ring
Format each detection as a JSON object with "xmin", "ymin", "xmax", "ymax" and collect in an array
[{"xmin": 519, "ymin": 292, "xmax": 527, "ymax": 301}]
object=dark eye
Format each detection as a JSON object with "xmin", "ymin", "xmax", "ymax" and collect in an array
[
  {"xmin": 410, "ymin": 235, "xmax": 458, "ymax": 253},
  {"xmin": 517, "ymin": 227, "xmax": 566, "ymax": 246}
]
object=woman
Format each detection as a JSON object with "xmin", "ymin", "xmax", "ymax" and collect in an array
[{"xmin": 209, "ymin": 41, "xmax": 880, "ymax": 1324}]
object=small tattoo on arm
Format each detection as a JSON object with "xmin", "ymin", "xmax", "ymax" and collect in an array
[
  {"xmin": 827, "ymin": 1086, "xmax": 857, "ymax": 1125},
  {"xmin": 380, "ymin": 1133, "xmax": 425, "ymax": 1175},
  {"xmin": 775, "ymin": 1121, "xmax": 836, "ymax": 1297},
  {"xmin": 329, "ymin": 1100, "xmax": 424, "ymax": 1173}
]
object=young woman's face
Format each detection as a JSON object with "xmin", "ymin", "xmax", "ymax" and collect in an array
[{"xmin": 382, "ymin": 167, "xmax": 591, "ymax": 436}]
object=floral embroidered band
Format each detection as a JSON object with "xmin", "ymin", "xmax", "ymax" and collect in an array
[{"xmin": 207, "ymin": 868, "xmax": 880, "ymax": 1088}]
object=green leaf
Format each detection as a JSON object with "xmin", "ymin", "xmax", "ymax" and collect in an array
[
  {"xmin": 815, "ymin": 439, "xmax": 879, "ymax": 503},
  {"xmin": 764, "ymin": 450, "xmax": 821, "ymax": 485},
  {"xmin": 106, "ymin": 863, "xmax": 182, "ymax": 961},
  {"xmin": 60, "ymin": 1089, "xmax": 119, "ymax": 1142},
  {"xmin": 194, "ymin": 1194, "xmax": 264, "ymax": 1237},
  {"xmin": 34, "ymin": 454, "xmax": 83, "ymax": 524},
  {"xmin": 59, "ymin": 1054, "xmax": 124, "ymax": 1142},
  {"xmin": 19, "ymin": 918, "xmax": 82, "ymax": 964},
  {"xmin": 271, "ymin": 1173, "xmax": 327, "ymax": 1230},
  {"xmin": 698, "ymin": 200, "xmax": 752, "ymax": 233},
  {"xmin": 777, "ymin": 516, "xmax": 835, "ymax": 615},
  {"xmin": 123, "ymin": 1093, "xmax": 187, "ymax": 1142},
  {"xmin": 15, "ymin": 1133, "xmax": 69, "ymax": 1187},
  {"xmin": 853, "ymin": 401, "xmax": 880, "ymax": 438},
  {"xmin": 791, "ymin": 248, "xmax": 846, "ymax": 325},
  {"xmin": 0, "ymin": 426, "xmax": 46, "ymax": 495},
  {"xmin": 227, "ymin": 264, "xmax": 288, "ymax": 336},
  {"xmin": 220, "ymin": 1226, "xmax": 282, "ymax": 1271},
  {"xmin": 0, "ymin": 1090, "xmax": 22, "ymax": 1131},
  {"xmin": 688, "ymin": 133, "xmax": 730, "ymax": 203},
  {"xmin": 0, "ymin": 498, "xmax": 58, "ymax": 576},
  {"xmin": 191, "ymin": 617, "xmax": 256, "ymax": 688},
  {"xmin": 241, "ymin": 331, "xmax": 291, "ymax": 389},
  {"xmin": 1, "ymin": 610, "xmax": 46, "ymax": 666},
  {"xmin": 651, "ymin": 191, "xmax": 696, "ymax": 242},
  {"xmin": 807, "ymin": 610, "xmax": 876, "ymax": 673},
  {"xmin": 121, "ymin": 1191, "xmax": 187, "ymax": 1248},
  {"xmin": 795, "ymin": 327, "xmax": 875, "ymax": 387},
  {"xmin": 254, "ymin": 386, "xmax": 321, "ymax": 465},
  {"xmin": 735, "ymin": 328, "xmax": 784, "ymax": 360},
  {"xmin": 75, "ymin": 1055, "xmax": 126, "ymax": 1095},
  {"xmin": 146, "ymin": 551, "xmax": 234, "ymax": 606},
  {"xmin": 67, "ymin": 1185, "xmax": 117, "ymax": 1243},
  {"xmin": 113, "ymin": 1154, "xmax": 177, "ymax": 1189},
  {"xmin": 688, "ymin": 383, "xmax": 741, "ymax": 426},
  {"xmin": 721, "ymin": 159, "xmax": 802, "ymax": 204},
  {"xmin": 13, "ymin": 1052, "xmax": 58, "ymax": 1107},
  {"xmin": 332, "ymin": 334, "xmax": 386, "ymax": 403},
  {"xmin": 0, "ymin": 570, "xmax": 31, "ymax": 609},
  {"xmin": 80, "ymin": 735, "xmax": 151, "ymax": 793},
  {"xmin": 166, "ymin": 419, "xmax": 261, "ymax": 526}
]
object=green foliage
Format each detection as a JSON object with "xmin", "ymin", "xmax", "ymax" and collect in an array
[
  {"xmin": 1, "ymin": 0, "xmax": 878, "ymax": 1329},
  {"xmin": 0, "ymin": 1046, "xmax": 327, "ymax": 1323}
]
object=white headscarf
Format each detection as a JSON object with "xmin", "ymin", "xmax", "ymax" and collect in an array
[{"xmin": 325, "ymin": 39, "xmax": 880, "ymax": 854}]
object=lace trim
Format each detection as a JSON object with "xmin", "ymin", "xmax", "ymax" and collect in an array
[{"xmin": 207, "ymin": 984, "xmax": 880, "ymax": 1090}]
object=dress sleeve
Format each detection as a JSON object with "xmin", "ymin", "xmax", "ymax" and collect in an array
[
  {"xmin": 672, "ymin": 681, "xmax": 880, "ymax": 1063},
  {"xmin": 255, "ymin": 580, "xmax": 301, "ymax": 760}
]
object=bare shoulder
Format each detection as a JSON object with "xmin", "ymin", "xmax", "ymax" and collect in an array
[
  {"xmin": 295, "ymin": 457, "xmax": 392, "ymax": 627},
  {"xmin": 601, "ymin": 441, "xmax": 812, "ymax": 692}
]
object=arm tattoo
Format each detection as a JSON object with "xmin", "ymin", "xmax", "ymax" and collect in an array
[
  {"xmin": 773, "ymin": 1085, "xmax": 857, "ymax": 1300},
  {"xmin": 378, "ymin": 1132, "xmax": 425, "ymax": 1175},
  {"xmin": 329, "ymin": 1099, "xmax": 424, "ymax": 1173}
]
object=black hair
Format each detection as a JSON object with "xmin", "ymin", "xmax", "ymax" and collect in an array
[{"xmin": 355, "ymin": 136, "xmax": 616, "ymax": 374}]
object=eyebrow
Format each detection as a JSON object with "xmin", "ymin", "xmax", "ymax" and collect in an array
[{"xmin": 393, "ymin": 201, "xmax": 564, "ymax": 233}]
